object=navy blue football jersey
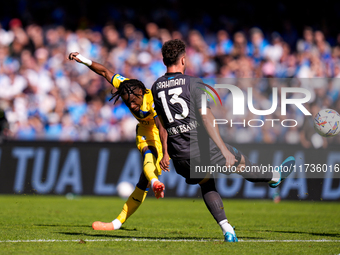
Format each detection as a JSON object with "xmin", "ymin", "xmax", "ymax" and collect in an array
[{"xmin": 151, "ymin": 72, "xmax": 218, "ymax": 160}]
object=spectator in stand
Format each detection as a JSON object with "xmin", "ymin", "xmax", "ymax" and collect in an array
[
  {"xmin": 297, "ymin": 26, "xmax": 314, "ymax": 53},
  {"xmin": 231, "ymin": 31, "xmax": 247, "ymax": 58},
  {"xmin": 209, "ymin": 30, "xmax": 233, "ymax": 56},
  {"xmin": 264, "ymin": 32, "xmax": 283, "ymax": 64},
  {"xmin": 314, "ymin": 30, "xmax": 331, "ymax": 62},
  {"xmin": 247, "ymin": 27, "xmax": 269, "ymax": 63}
]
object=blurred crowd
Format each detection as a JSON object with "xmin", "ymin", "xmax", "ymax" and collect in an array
[{"xmin": 0, "ymin": 18, "xmax": 340, "ymax": 147}]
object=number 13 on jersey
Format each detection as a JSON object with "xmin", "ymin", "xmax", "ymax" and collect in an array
[{"xmin": 158, "ymin": 87, "xmax": 189, "ymax": 123}]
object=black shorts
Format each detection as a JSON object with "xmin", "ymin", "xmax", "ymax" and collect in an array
[{"xmin": 172, "ymin": 143, "xmax": 242, "ymax": 185}]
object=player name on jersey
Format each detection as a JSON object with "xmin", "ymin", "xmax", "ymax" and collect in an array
[
  {"xmin": 155, "ymin": 78, "xmax": 185, "ymax": 90},
  {"xmin": 167, "ymin": 120, "xmax": 199, "ymax": 136}
]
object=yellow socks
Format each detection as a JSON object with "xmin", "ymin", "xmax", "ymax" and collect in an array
[
  {"xmin": 115, "ymin": 151, "xmax": 161, "ymax": 228},
  {"xmin": 116, "ymin": 186, "xmax": 148, "ymax": 224},
  {"xmin": 143, "ymin": 152, "xmax": 158, "ymax": 182}
]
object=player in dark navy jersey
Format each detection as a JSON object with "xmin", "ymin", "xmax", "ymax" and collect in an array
[{"xmin": 152, "ymin": 39, "xmax": 296, "ymax": 242}]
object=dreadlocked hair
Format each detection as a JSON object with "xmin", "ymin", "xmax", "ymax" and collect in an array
[{"xmin": 109, "ymin": 79, "xmax": 148, "ymax": 104}]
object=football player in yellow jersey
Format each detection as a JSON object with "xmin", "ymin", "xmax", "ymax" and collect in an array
[{"xmin": 68, "ymin": 52, "xmax": 170, "ymax": 231}]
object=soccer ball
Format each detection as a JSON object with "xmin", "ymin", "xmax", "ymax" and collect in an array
[
  {"xmin": 116, "ymin": 181, "xmax": 134, "ymax": 199},
  {"xmin": 313, "ymin": 109, "xmax": 340, "ymax": 137}
]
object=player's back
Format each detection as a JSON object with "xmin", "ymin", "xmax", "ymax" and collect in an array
[{"xmin": 152, "ymin": 72, "xmax": 216, "ymax": 160}]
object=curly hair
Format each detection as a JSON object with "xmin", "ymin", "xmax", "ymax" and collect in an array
[
  {"xmin": 161, "ymin": 39, "xmax": 186, "ymax": 67},
  {"xmin": 109, "ymin": 79, "xmax": 148, "ymax": 104}
]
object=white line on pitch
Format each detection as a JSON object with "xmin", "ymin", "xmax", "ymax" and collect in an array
[{"xmin": 0, "ymin": 239, "xmax": 340, "ymax": 243}]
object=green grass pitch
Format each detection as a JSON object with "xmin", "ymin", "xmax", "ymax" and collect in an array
[{"xmin": 0, "ymin": 195, "xmax": 339, "ymax": 254}]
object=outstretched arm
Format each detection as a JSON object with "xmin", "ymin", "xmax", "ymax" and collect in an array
[
  {"xmin": 68, "ymin": 52, "xmax": 114, "ymax": 84},
  {"xmin": 154, "ymin": 115, "xmax": 170, "ymax": 172},
  {"xmin": 199, "ymin": 108, "xmax": 237, "ymax": 167}
]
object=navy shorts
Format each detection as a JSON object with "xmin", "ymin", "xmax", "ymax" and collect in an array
[{"xmin": 172, "ymin": 143, "xmax": 242, "ymax": 185}]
